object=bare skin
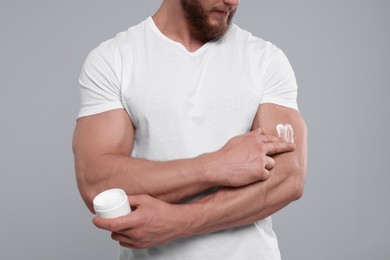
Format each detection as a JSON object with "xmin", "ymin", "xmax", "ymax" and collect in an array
[
  {"xmin": 73, "ymin": 0, "xmax": 307, "ymax": 250},
  {"xmin": 153, "ymin": 0, "xmax": 239, "ymax": 51}
]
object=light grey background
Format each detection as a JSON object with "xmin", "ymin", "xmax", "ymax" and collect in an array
[{"xmin": 1, "ymin": 1, "xmax": 389, "ymax": 259}]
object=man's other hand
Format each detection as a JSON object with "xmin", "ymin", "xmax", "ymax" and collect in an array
[
  {"xmin": 206, "ymin": 127, "xmax": 295, "ymax": 187},
  {"xmin": 93, "ymin": 195, "xmax": 190, "ymax": 249}
]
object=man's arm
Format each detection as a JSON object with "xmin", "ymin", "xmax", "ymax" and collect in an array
[
  {"xmin": 186, "ymin": 103, "xmax": 307, "ymax": 233},
  {"xmin": 73, "ymin": 108, "xmax": 293, "ymax": 212},
  {"xmin": 93, "ymin": 103, "xmax": 307, "ymax": 249},
  {"xmin": 73, "ymin": 108, "xmax": 212, "ymax": 210}
]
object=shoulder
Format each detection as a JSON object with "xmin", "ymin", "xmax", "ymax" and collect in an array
[
  {"xmin": 85, "ymin": 18, "xmax": 149, "ymax": 64},
  {"xmin": 225, "ymin": 24, "xmax": 283, "ymax": 61},
  {"xmin": 226, "ymin": 24, "xmax": 274, "ymax": 49},
  {"xmin": 222, "ymin": 24, "xmax": 288, "ymax": 72}
]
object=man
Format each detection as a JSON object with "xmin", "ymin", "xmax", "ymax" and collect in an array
[{"xmin": 73, "ymin": 0, "xmax": 307, "ymax": 259}]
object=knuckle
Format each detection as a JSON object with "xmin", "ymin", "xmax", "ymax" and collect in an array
[
  {"xmin": 107, "ymin": 222, "xmax": 117, "ymax": 232},
  {"xmin": 108, "ymin": 220, "xmax": 122, "ymax": 232},
  {"xmin": 269, "ymin": 157, "xmax": 275, "ymax": 167},
  {"xmin": 261, "ymin": 170, "xmax": 270, "ymax": 180},
  {"xmin": 132, "ymin": 230, "xmax": 145, "ymax": 241}
]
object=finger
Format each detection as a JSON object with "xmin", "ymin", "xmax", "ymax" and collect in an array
[
  {"xmin": 93, "ymin": 214, "xmax": 133, "ymax": 232},
  {"xmin": 112, "ymin": 232, "xmax": 134, "ymax": 243},
  {"xmin": 260, "ymin": 169, "xmax": 270, "ymax": 181},
  {"xmin": 128, "ymin": 194, "xmax": 154, "ymax": 208},
  {"xmin": 264, "ymin": 141, "xmax": 295, "ymax": 156},
  {"xmin": 256, "ymin": 134, "xmax": 280, "ymax": 143},
  {"xmin": 93, "ymin": 216, "xmax": 112, "ymax": 230},
  {"xmin": 119, "ymin": 242, "xmax": 137, "ymax": 249},
  {"xmin": 119, "ymin": 242, "xmax": 146, "ymax": 250},
  {"xmin": 265, "ymin": 156, "xmax": 275, "ymax": 170},
  {"xmin": 115, "ymin": 233, "xmax": 149, "ymax": 249},
  {"xmin": 127, "ymin": 195, "xmax": 142, "ymax": 208},
  {"xmin": 112, "ymin": 233, "xmax": 142, "ymax": 249},
  {"xmin": 249, "ymin": 128, "xmax": 281, "ymax": 143}
]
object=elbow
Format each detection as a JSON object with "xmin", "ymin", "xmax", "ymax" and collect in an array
[
  {"xmin": 76, "ymin": 172, "xmax": 98, "ymax": 214},
  {"xmin": 77, "ymin": 178, "xmax": 98, "ymax": 214},
  {"xmin": 289, "ymin": 162, "xmax": 306, "ymax": 202},
  {"xmin": 72, "ymin": 131, "xmax": 110, "ymax": 214},
  {"xmin": 292, "ymin": 176, "xmax": 305, "ymax": 201},
  {"xmin": 75, "ymin": 164, "xmax": 102, "ymax": 214}
]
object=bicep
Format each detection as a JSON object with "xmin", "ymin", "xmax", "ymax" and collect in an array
[
  {"xmin": 252, "ymin": 103, "xmax": 306, "ymax": 150},
  {"xmin": 73, "ymin": 108, "xmax": 134, "ymax": 163}
]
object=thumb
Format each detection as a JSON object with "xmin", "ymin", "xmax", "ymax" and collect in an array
[
  {"xmin": 127, "ymin": 194, "xmax": 153, "ymax": 209},
  {"xmin": 127, "ymin": 195, "xmax": 141, "ymax": 209}
]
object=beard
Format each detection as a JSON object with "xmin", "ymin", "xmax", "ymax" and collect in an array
[{"xmin": 181, "ymin": 0, "xmax": 236, "ymax": 42}]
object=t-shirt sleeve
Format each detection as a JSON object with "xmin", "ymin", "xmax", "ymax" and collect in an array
[
  {"xmin": 77, "ymin": 43, "xmax": 123, "ymax": 119},
  {"xmin": 260, "ymin": 48, "xmax": 299, "ymax": 110}
]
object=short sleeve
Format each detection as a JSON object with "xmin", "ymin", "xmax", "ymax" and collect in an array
[
  {"xmin": 260, "ymin": 48, "xmax": 298, "ymax": 110},
  {"xmin": 77, "ymin": 43, "xmax": 123, "ymax": 119}
]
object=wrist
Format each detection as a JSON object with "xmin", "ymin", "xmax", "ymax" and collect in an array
[
  {"xmin": 196, "ymin": 151, "xmax": 220, "ymax": 187},
  {"xmin": 176, "ymin": 201, "xmax": 207, "ymax": 238}
]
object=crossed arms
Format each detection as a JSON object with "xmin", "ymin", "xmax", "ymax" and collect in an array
[{"xmin": 72, "ymin": 103, "xmax": 307, "ymax": 249}]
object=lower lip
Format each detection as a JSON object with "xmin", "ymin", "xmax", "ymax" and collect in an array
[
  {"xmin": 214, "ymin": 10, "xmax": 229, "ymax": 15},
  {"xmin": 213, "ymin": 10, "xmax": 228, "ymax": 17}
]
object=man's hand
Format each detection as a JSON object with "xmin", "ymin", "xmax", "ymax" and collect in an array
[
  {"xmin": 93, "ymin": 195, "xmax": 188, "ymax": 249},
  {"xmin": 207, "ymin": 127, "xmax": 295, "ymax": 187}
]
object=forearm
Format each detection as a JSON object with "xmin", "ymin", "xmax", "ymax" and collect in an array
[
  {"xmin": 92, "ymin": 164, "xmax": 303, "ymax": 250},
  {"xmin": 76, "ymin": 152, "xmax": 216, "ymax": 211},
  {"xmin": 182, "ymin": 159, "xmax": 302, "ymax": 236}
]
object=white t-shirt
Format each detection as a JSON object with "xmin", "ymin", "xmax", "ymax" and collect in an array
[{"xmin": 78, "ymin": 17, "xmax": 298, "ymax": 260}]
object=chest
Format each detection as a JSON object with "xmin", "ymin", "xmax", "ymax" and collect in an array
[{"xmin": 122, "ymin": 49, "xmax": 263, "ymax": 131}]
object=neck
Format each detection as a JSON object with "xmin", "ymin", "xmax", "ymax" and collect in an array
[{"xmin": 152, "ymin": 0, "xmax": 207, "ymax": 52}]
